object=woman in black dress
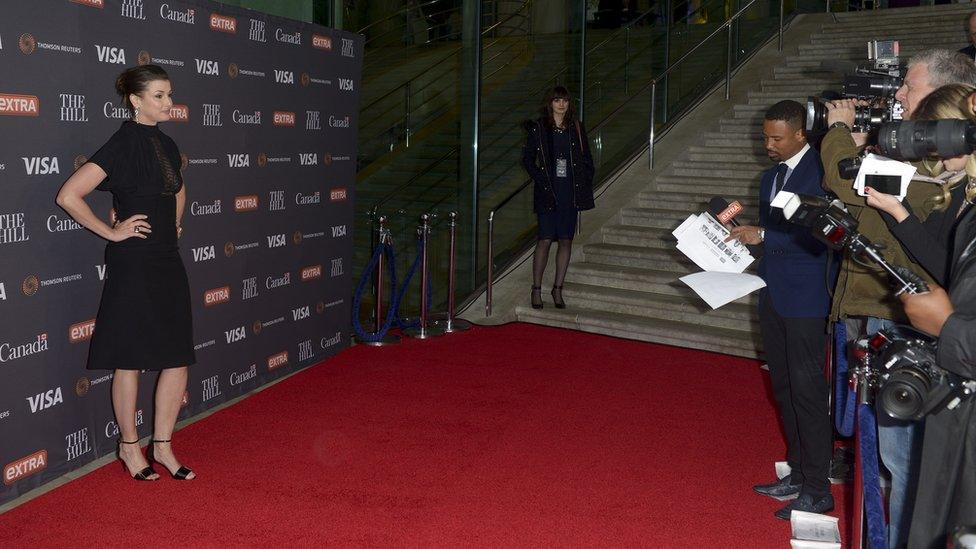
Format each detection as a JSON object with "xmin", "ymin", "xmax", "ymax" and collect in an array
[
  {"xmin": 56, "ymin": 65, "xmax": 195, "ymax": 481},
  {"xmin": 521, "ymin": 86, "xmax": 595, "ymax": 309}
]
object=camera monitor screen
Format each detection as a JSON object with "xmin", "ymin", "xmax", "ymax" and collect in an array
[{"xmin": 865, "ymin": 173, "xmax": 901, "ymax": 195}]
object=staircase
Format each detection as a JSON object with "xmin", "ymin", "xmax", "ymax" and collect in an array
[{"xmin": 514, "ymin": 4, "xmax": 974, "ymax": 358}]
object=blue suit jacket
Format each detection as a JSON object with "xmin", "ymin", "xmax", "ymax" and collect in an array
[{"xmin": 757, "ymin": 147, "xmax": 836, "ymax": 318}]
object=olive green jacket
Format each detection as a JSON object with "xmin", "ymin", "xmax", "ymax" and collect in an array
[{"xmin": 821, "ymin": 127, "xmax": 940, "ymax": 322}]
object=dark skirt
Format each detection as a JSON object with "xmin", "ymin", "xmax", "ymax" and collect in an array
[
  {"xmin": 537, "ymin": 210, "xmax": 578, "ymax": 240},
  {"xmin": 88, "ymin": 246, "xmax": 196, "ymax": 370}
]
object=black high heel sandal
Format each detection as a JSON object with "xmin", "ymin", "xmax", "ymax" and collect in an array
[
  {"xmin": 116, "ymin": 439, "xmax": 157, "ymax": 481},
  {"xmin": 531, "ymin": 286, "xmax": 543, "ymax": 309},
  {"xmin": 147, "ymin": 439, "xmax": 195, "ymax": 480},
  {"xmin": 551, "ymin": 286, "xmax": 566, "ymax": 309}
]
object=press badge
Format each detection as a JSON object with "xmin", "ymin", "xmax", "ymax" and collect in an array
[{"xmin": 556, "ymin": 158, "xmax": 568, "ymax": 178}]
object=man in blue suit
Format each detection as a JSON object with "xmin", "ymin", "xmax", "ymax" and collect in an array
[{"xmin": 727, "ymin": 100, "xmax": 836, "ymax": 519}]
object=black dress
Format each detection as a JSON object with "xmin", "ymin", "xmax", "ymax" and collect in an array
[
  {"xmin": 537, "ymin": 126, "xmax": 578, "ymax": 240},
  {"xmin": 86, "ymin": 121, "xmax": 196, "ymax": 371}
]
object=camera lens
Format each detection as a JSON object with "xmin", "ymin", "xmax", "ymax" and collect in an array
[
  {"xmin": 880, "ymin": 368, "xmax": 931, "ymax": 420},
  {"xmin": 806, "ymin": 97, "xmax": 827, "ymax": 133},
  {"xmin": 878, "ymin": 119, "xmax": 974, "ymax": 160}
]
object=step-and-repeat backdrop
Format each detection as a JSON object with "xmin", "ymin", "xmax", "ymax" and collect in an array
[{"xmin": 0, "ymin": 0, "xmax": 360, "ymax": 502}]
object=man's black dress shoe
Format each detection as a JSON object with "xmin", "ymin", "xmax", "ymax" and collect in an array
[
  {"xmin": 753, "ymin": 474, "xmax": 801, "ymax": 499},
  {"xmin": 774, "ymin": 493, "xmax": 835, "ymax": 520}
]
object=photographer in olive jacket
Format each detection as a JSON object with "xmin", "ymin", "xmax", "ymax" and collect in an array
[{"xmin": 821, "ymin": 49, "xmax": 976, "ymax": 548}]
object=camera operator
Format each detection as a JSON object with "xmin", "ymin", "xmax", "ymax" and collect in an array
[
  {"xmin": 726, "ymin": 101, "xmax": 836, "ymax": 520},
  {"xmin": 959, "ymin": 11, "xmax": 976, "ymax": 61},
  {"xmin": 897, "ymin": 117, "xmax": 976, "ymax": 548},
  {"xmin": 820, "ymin": 49, "xmax": 976, "ymax": 549}
]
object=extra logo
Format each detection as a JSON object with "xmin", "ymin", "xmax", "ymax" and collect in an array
[
  {"xmin": 27, "ymin": 387, "xmax": 63, "ymax": 414},
  {"xmin": 235, "ymin": 195, "xmax": 258, "ymax": 212},
  {"xmin": 267, "ymin": 351, "xmax": 289, "ymax": 371},
  {"xmin": 192, "ymin": 245, "xmax": 215, "ymax": 262},
  {"xmin": 301, "ymin": 264, "xmax": 322, "ymax": 281},
  {"xmin": 0, "ymin": 93, "xmax": 40, "ymax": 117},
  {"xmin": 210, "ymin": 13, "xmax": 237, "ymax": 33},
  {"xmin": 273, "ymin": 111, "xmax": 295, "ymax": 126},
  {"xmin": 68, "ymin": 319, "xmax": 95, "ymax": 343},
  {"xmin": 312, "ymin": 34, "xmax": 332, "ymax": 51},
  {"xmin": 95, "ymin": 45, "xmax": 126, "ymax": 64},
  {"xmin": 4, "ymin": 450, "xmax": 47, "ymax": 486},
  {"xmin": 22, "ymin": 156, "xmax": 59, "ymax": 175},
  {"xmin": 169, "ymin": 105, "xmax": 189, "ymax": 122},
  {"xmin": 195, "ymin": 58, "xmax": 219, "ymax": 76},
  {"xmin": 204, "ymin": 286, "xmax": 230, "ymax": 307},
  {"xmin": 71, "ymin": 0, "xmax": 104, "ymax": 7},
  {"xmin": 330, "ymin": 188, "xmax": 348, "ymax": 202}
]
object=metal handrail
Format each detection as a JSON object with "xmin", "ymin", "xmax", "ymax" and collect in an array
[{"xmin": 486, "ymin": 0, "xmax": 787, "ymax": 316}]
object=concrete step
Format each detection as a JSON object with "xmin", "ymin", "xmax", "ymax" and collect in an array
[
  {"xmin": 580, "ymin": 243, "xmax": 697, "ymax": 272},
  {"xmin": 557, "ymin": 281, "xmax": 758, "ymax": 331},
  {"xmin": 619, "ymin": 206, "xmax": 697, "ymax": 229},
  {"xmin": 636, "ymin": 191, "xmax": 759, "ymax": 212},
  {"xmin": 515, "ymin": 306, "xmax": 761, "ymax": 358},
  {"xmin": 600, "ymin": 225, "xmax": 675, "ymax": 249},
  {"xmin": 670, "ymin": 162, "xmax": 763, "ymax": 180}
]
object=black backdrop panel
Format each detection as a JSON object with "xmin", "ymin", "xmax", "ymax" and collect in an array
[{"xmin": 0, "ymin": 0, "xmax": 360, "ymax": 503}]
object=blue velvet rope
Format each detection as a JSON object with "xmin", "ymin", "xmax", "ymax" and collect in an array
[
  {"xmin": 834, "ymin": 320, "xmax": 857, "ymax": 437},
  {"xmin": 351, "ymin": 241, "xmax": 398, "ymax": 342},
  {"xmin": 858, "ymin": 403, "xmax": 889, "ymax": 549}
]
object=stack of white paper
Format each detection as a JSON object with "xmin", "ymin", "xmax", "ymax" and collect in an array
[
  {"xmin": 671, "ymin": 213, "xmax": 754, "ymax": 273},
  {"xmin": 790, "ymin": 511, "xmax": 841, "ymax": 549},
  {"xmin": 672, "ymin": 213, "xmax": 765, "ymax": 310}
]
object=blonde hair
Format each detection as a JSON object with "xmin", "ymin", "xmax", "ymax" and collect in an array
[{"xmin": 912, "ymin": 83, "xmax": 976, "ymax": 209}]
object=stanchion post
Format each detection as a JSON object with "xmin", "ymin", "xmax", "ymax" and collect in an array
[
  {"xmin": 486, "ymin": 211, "xmax": 494, "ymax": 317},
  {"xmin": 359, "ymin": 215, "xmax": 401, "ymax": 346},
  {"xmin": 404, "ymin": 213, "xmax": 446, "ymax": 339},
  {"xmin": 435, "ymin": 212, "xmax": 472, "ymax": 332}
]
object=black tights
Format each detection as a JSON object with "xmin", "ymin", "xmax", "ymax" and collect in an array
[{"xmin": 532, "ymin": 238, "xmax": 573, "ymax": 288}]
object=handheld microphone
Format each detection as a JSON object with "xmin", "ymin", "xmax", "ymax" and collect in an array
[{"xmin": 708, "ymin": 197, "xmax": 743, "ymax": 226}]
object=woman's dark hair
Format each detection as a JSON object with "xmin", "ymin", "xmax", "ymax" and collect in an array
[
  {"xmin": 539, "ymin": 86, "xmax": 576, "ymax": 129},
  {"xmin": 115, "ymin": 65, "xmax": 170, "ymax": 110}
]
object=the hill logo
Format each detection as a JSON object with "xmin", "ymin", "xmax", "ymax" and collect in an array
[{"xmin": 312, "ymin": 34, "xmax": 332, "ymax": 51}]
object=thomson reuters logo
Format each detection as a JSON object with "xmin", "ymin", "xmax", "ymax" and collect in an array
[
  {"xmin": 267, "ymin": 351, "xmax": 288, "ymax": 371},
  {"xmin": 330, "ymin": 188, "xmax": 347, "ymax": 202},
  {"xmin": 169, "ymin": 105, "xmax": 189, "ymax": 122},
  {"xmin": 235, "ymin": 195, "xmax": 258, "ymax": 212},
  {"xmin": 73, "ymin": 155, "xmax": 88, "ymax": 171},
  {"xmin": 0, "ymin": 94, "xmax": 40, "ymax": 117},
  {"xmin": 312, "ymin": 34, "xmax": 332, "ymax": 50},
  {"xmin": 228, "ymin": 63, "xmax": 239, "ymax": 79},
  {"xmin": 301, "ymin": 265, "xmax": 322, "ymax": 281},
  {"xmin": 204, "ymin": 286, "xmax": 230, "ymax": 307},
  {"xmin": 252, "ymin": 320, "xmax": 263, "ymax": 335},
  {"xmin": 4, "ymin": 450, "xmax": 48, "ymax": 486},
  {"xmin": 75, "ymin": 377, "xmax": 91, "ymax": 397},
  {"xmin": 292, "ymin": 231, "xmax": 303, "ymax": 245},
  {"xmin": 273, "ymin": 111, "xmax": 295, "ymax": 126},
  {"xmin": 138, "ymin": 50, "xmax": 151, "ymax": 66},
  {"xmin": 210, "ymin": 13, "xmax": 237, "ymax": 33},
  {"xmin": 22, "ymin": 275, "xmax": 39, "ymax": 296},
  {"xmin": 69, "ymin": 319, "xmax": 96, "ymax": 343},
  {"xmin": 18, "ymin": 34, "xmax": 36, "ymax": 55}
]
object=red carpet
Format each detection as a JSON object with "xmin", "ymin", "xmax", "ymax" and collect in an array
[{"xmin": 0, "ymin": 323, "xmax": 849, "ymax": 547}]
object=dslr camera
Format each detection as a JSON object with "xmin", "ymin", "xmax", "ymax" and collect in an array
[
  {"xmin": 806, "ymin": 40, "xmax": 905, "ymax": 133},
  {"xmin": 853, "ymin": 326, "xmax": 976, "ymax": 421}
]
